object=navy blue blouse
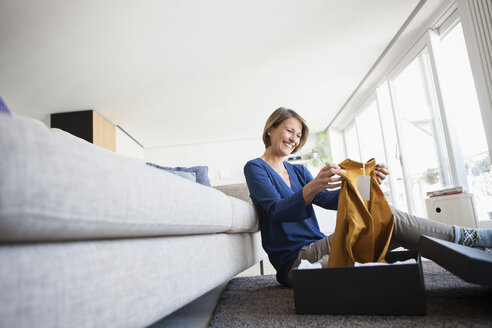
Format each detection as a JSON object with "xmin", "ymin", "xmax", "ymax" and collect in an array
[{"xmin": 244, "ymin": 158, "xmax": 339, "ymax": 285}]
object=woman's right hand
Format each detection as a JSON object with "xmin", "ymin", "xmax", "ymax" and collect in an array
[
  {"xmin": 302, "ymin": 163, "xmax": 345, "ymax": 206},
  {"xmin": 311, "ymin": 163, "xmax": 346, "ymax": 193}
]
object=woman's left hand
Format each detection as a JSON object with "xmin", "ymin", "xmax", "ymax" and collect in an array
[{"xmin": 375, "ymin": 164, "xmax": 390, "ymax": 185}]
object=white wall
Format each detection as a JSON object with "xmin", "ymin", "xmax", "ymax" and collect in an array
[
  {"xmin": 145, "ymin": 133, "xmax": 319, "ymax": 186},
  {"xmin": 116, "ymin": 126, "xmax": 145, "ymax": 160},
  {"xmin": 145, "ymin": 138, "xmax": 264, "ymax": 186}
]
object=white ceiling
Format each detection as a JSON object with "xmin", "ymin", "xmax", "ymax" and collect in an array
[{"xmin": 0, "ymin": 0, "xmax": 420, "ymax": 148}]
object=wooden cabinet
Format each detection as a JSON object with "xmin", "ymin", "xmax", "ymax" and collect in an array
[{"xmin": 51, "ymin": 110, "xmax": 116, "ymax": 151}]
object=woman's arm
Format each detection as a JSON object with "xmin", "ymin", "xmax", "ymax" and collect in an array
[{"xmin": 244, "ymin": 162, "xmax": 313, "ymax": 222}]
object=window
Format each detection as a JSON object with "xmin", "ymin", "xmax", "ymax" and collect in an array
[
  {"xmin": 356, "ymin": 100, "xmax": 386, "ymax": 164},
  {"xmin": 377, "ymin": 81, "xmax": 408, "ymax": 211},
  {"xmin": 342, "ymin": 99, "xmax": 393, "ymax": 204},
  {"xmin": 435, "ymin": 22, "xmax": 491, "ymax": 220},
  {"xmin": 390, "ymin": 49, "xmax": 450, "ymax": 216},
  {"xmin": 356, "ymin": 100, "xmax": 393, "ymax": 203},
  {"xmin": 342, "ymin": 100, "xmax": 386, "ymax": 164},
  {"xmin": 343, "ymin": 122, "xmax": 360, "ymax": 161}
]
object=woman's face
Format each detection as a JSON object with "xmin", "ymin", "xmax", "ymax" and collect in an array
[{"xmin": 267, "ymin": 117, "xmax": 303, "ymax": 157}]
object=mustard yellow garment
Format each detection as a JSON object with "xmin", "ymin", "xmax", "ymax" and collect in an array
[{"xmin": 327, "ymin": 158, "xmax": 394, "ymax": 267}]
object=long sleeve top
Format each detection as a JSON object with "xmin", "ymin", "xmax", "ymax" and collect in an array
[{"xmin": 244, "ymin": 158, "xmax": 339, "ymax": 285}]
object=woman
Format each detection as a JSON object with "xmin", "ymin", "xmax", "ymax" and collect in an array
[{"xmin": 244, "ymin": 107, "xmax": 489, "ymax": 286}]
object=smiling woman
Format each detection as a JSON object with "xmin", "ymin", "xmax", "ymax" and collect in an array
[
  {"xmin": 243, "ymin": 107, "xmax": 482, "ymax": 288},
  {"xmin": 243, "ymin": 107, "xmax": 344, "ymax": 285}
]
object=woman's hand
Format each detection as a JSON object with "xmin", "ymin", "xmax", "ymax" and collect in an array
[
  {"xmin": 303, "ymin": 163, "xmax": 345, "ymax": 206},
  {"xmin": 375, "ymin": 163, "xmax": 390, "ymax": 184},
  {"xmin": 312, "ymin": 163, "xmax": 346, "ymax": 192}
]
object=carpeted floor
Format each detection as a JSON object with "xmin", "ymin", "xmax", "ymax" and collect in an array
[{"xmin": 209, "ymin": 260, "xmax": 492, "ymax": 327}]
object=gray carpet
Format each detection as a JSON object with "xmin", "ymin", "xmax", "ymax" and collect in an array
[{"xmin": 209, "ymin": 260, "xmax": 492, "ymax": 327}]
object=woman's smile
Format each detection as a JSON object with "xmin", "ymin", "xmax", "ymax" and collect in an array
[{"xmin": 283, "ymin": 141, "xmax": 294, "ymax": 151}]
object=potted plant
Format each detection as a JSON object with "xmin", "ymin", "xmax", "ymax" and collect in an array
[
  {"xmin": 423, "ymin": 168, "xmax": 439, "ymax": 185},
  {"xmin": 310, "ymin": 132, "xmax": 332, "ymax": 168}
]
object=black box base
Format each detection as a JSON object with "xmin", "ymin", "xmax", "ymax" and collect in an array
[{"xmin": 292, "ymin": 250, "xmax": 425, "ymax": 315}]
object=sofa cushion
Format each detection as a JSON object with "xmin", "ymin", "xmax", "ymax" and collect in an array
[{"xmin": 0, "ymin": 114, "xmax": 233, "ymax": 242}]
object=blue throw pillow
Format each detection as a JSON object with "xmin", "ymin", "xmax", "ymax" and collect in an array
[
  {"xmin": 0, "ymin": 97, "xmax": 12, "ymax": 115},
  {"xmin": 146, "ymin": 162, "xmax": 211, "ymax": 186}
]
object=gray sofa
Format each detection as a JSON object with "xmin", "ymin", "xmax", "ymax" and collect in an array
[{"xmin": 0, "ymin": 113, "xmax": 265, "ymax": 327}]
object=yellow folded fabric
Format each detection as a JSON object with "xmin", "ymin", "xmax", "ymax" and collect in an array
[{"xmin": 327, "ymin": 158, "xmax": 394, "ymax": 267}]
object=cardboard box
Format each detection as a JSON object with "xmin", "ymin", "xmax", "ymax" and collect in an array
[
  {"xmin": 419, "ymin": 235, "xmax": 492, "ymax": 287},
  {"xmin": 292, "ymin": 250, "xmax": 425, "ymax": 315}
]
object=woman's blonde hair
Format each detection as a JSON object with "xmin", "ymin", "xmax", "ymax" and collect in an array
[{"xmin": 262, "ymin": 107, "xmax": 309, "ymax": 154}]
